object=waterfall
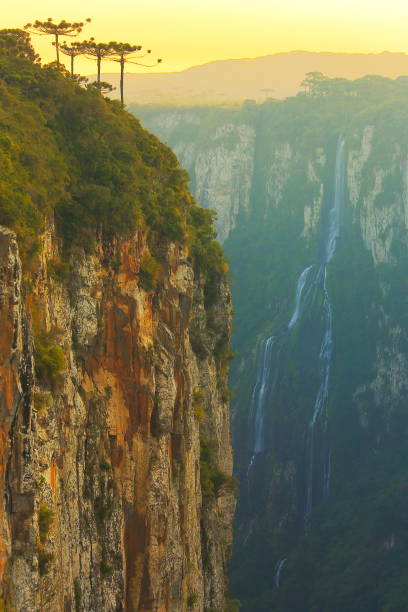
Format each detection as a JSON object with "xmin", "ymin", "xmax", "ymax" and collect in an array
[
  {"xmin": 324, "ymin": 449, "xmax": 332, "ymax": 501},
  {"xmin": 247, "ymin": 264, "xmax": 314, "ymax": 470},
  {"xmin": 305, "ymin": 271, "xmax": 333, "ymax": 520},
  {"xmin": 245, "ymin": 137, "xmax": 346, "ymax": 527},
  {"xmin": 250, "ymin": 335, "xmax": 276, "ymax": 456},
  {"xmin": 325, "ymin": 137, "xmax": 345, "ymax": 264},
  {"xmin": 305, "ymin": 136, "xmax": 345, "ymax": 521},
  {"xmin": 288, "ymin": 265, "xmax": 314, "ymax": 330},
  {"xmin": 275, "ymin": 558, "xmax": 287, "ymax": 588},
  {"xmin": 246, "ymin": 336, "xmax": 276, "ymax": 514}
]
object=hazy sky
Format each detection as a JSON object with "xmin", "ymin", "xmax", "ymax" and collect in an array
[{"xmin": 5, "ymin": 0, "xmax": 408, "ymax": 73}]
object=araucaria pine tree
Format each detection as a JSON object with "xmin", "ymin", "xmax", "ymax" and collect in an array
[
  {"xmin": 24, "ymin": 18, "xmax": 91, "ymax": 66},
  {"xmin": 78, "ymin": 39, "xmax": 117, "ymax": 83},
  {"xmin": 59, "ymin": 42, "xmax": 84, "ymax": 76},
  {"xmin": 110, "ymin": 42, "xmax": 162, "ymax": 105}
]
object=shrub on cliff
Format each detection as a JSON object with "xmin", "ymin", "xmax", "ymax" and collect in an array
[
  {"xmin": 34, "ymin": 331, "xmax": 66, "ymax": 387},
  {"xmin": 200, "ymin": 436, "xmax": 236, "ymax": 498},
  {"xmin": 38, "ymin": 503, "xmax": 54, "ymax": 543},
  {"xmin": 139, "ymin": 252, "xmax": 161, "ymax": 290}
]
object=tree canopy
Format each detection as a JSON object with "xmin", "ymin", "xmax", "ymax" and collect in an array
[
  {"xmin": 59, "ymin": 42, "xmax": 85, "ymax": 76},
  {"xmin": 21, "ymin": 19, "xmax": 162, "ymax": 103},
  {"xmin": 0, "ymin": 29, "xmax": 39, "ymax": 62},
  {"xmin": 25, "ymin": 18, "xmax": 91, "ymax": 65}
]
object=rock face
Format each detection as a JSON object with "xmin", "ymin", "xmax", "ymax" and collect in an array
[
  {"xmin": 0, "ymin": 225, "xmax": 234, "ymax": 611},
  {"xmin": 136, "ymin": 100, "xmax": 408, "ymax": 610},
  {"xmin": 136, "ymin": 109, "xmax": 256, "ymax": 242},
  {"xmin": 174, "ymin": 124, "xmax": 255, "ymax": 242}
]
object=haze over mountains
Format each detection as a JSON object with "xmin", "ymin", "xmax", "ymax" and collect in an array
[{"xmin": 99, "ymin": 50, "xmax": 408, "ymax": 105}]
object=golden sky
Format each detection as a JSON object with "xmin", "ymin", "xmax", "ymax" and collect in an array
[{"xmin": 4, "ymin": 0, "xmax": 408, "ymax": 73}]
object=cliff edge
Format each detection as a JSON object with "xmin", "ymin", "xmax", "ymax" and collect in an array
[{"xmin": 0, "ymin": 30, "xmax": 234, "ymax": 612}]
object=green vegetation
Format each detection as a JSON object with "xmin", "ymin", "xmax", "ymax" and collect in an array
[
  {"xmin": 186, "ymin": 592, "xmax": 198, "ymax": 608},
  {"xmin": 38, "ymin": 546, "xmax": 53, "ymax": 576},
  {"xmin": 214, "ymin": 340, "xmax": 234, "ymax": 401},
  {"xmin": 192, "ymin": 388, "xmax": 206, "ymax": 422},
  {"xmin": 23, "ymin": 16, "xmax": 161, "ymax": 104},
  {"xmin": 74, "ymin": 578, "xmax": 81, "ymax": 611},
  {"xmin": 0, "ymin": 29, "xmax": 226, "ymax": 290},
  {"xmin": 38, "ymin": 503, "xmax": 54, "ymax": 543},
  {"xmin": 100, "ymin": 558, "xmax": 113, "ymax": 576},
  {"xmin": 200, "ymin": 436, "xmax": 237, "ymax": 498},
  {"xmin": 47, "ymin": 257, "xmax": 70, "ymax": 282},
  {"xmin": 99, "ymin": 458, "xmax": 111, "ymax": 471},
  {"xmin": 34, "ymin": 330, "xmax": 66, "ymax": 387},
  {"xmin": 138, "ymin": 252, "xmax": 161, "ymax": 291},
  {"xmin": 226, "ymin": 83, "xmax": 408, "ymax": 611},
  {"xmin": 188, "ymin": 205, "xmax": 228, "ymax": 278},
  {"xmin": 224, "ymin": 597, "xmax": 242, "ymax": 612},
  {"xmin": 37, "ymin": 504, "xmax": 54, "ymax": 576}
]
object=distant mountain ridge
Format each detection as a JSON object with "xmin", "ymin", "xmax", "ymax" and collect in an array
[{"xmin": 99, "ymin": 50, "xmax": 408, "ymax": 105}]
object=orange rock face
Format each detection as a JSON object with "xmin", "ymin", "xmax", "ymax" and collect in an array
[{"xmin": 0, "ymin": 226, "xmax": 234, "ymax": 611}]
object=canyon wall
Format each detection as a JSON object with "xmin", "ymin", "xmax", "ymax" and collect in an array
[
  {"xmin": 137, "ymin": 90, "xmax": 408, "ymax": 611},
  {"xmin": 0, "ymin": 224, "xmax": 234, "ymax": 612}
]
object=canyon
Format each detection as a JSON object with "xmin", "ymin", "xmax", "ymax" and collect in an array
[{"xmin": 138, "ymin": 82, "xmax": 408, "ymax": 610}]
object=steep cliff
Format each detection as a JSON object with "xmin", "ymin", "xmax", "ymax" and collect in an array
[
  {"xmin": 136, "ymin": 78, "xmax": 408, "ymax": 611},
  {"xmin": 0, "ymin": 31, "xmax": 234, "ymax": 612}
]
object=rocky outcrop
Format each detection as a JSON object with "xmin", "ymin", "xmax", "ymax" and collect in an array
[
  {"xmin": 0, "ymin": 225, "xmax": 234, "ymax": 612},
  {"xmin": 347, "ymin": 126, "xmax": 408, "ymax": 264},
  {"xmin": 184, "ymin": 124, "xmax": 255, "ymax": 242}
]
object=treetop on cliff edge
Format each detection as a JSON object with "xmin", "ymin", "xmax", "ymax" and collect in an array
[{"xmin": 0, "ymin": 35, "xmax": 226, "ymax": 283}]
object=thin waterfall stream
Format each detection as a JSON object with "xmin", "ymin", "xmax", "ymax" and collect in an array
[
  {"xmin": 274, "ymin": 558, "xmax": 287, "ymax": 588},
  {"xmin": 244, "ymin": 138, "xmax": 346, "ymax": 582},
  {"xmin": 305, "ymin": 136, "xmax": 345, "ymax": 521}
]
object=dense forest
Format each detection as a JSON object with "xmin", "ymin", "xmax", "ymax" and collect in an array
[{"xmin": 0, "ymin": 28, "xmax": 225, "ymax": 281}]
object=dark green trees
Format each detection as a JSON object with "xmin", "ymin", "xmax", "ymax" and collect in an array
[
  {"xmin": 0, "ymin": 29, "xmax": 39, "ymax": 62},
  {"xmin": 0, "ymin": 33, "xmax": 224, "ymax": 283}
]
